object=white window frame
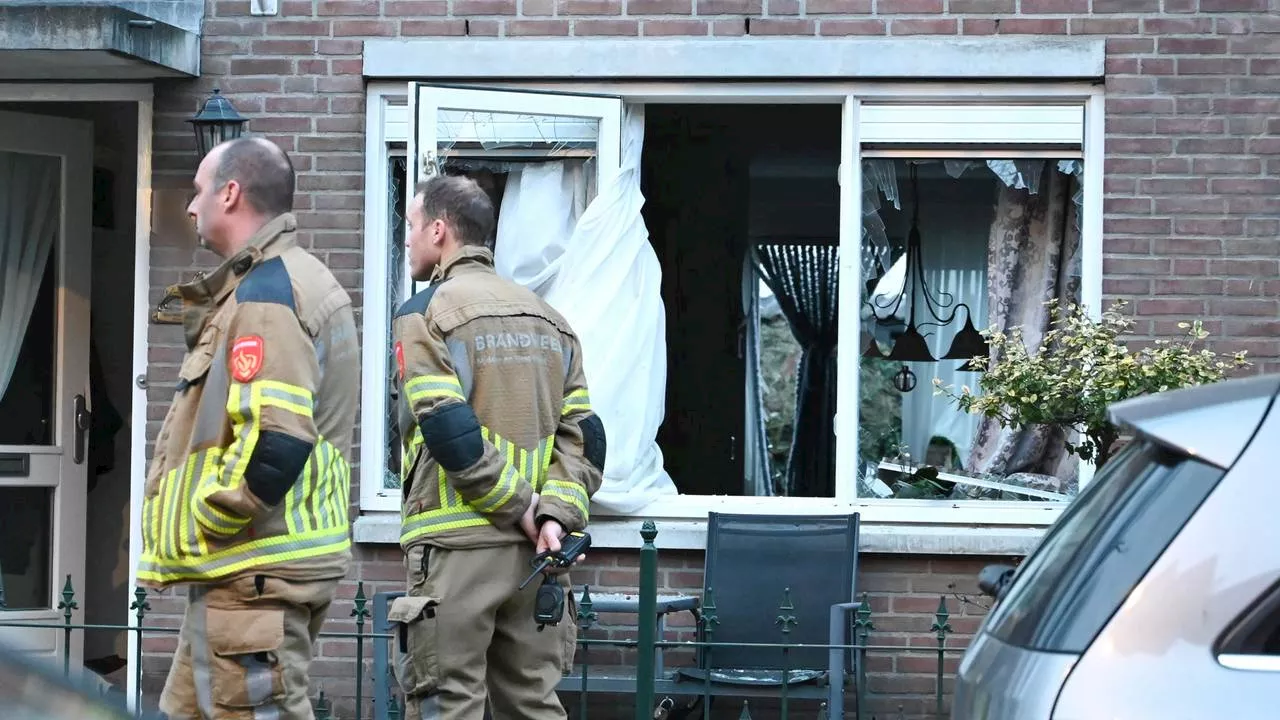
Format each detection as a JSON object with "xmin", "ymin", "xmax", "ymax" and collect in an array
[{"xmin": 359, "ymin": 80, "xmax": 1105, "ymax": 549}]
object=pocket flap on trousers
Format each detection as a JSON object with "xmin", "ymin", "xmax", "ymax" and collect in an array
[
  {"xmin": 388, "ymin": 595, "xmax": 438, "ymax": 624},
  {"xmin": 206, "ymin": 607, "xmax": 285, "ymax": 657}
]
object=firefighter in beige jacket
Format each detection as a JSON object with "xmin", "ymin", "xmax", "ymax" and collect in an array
[
  {"xmin": 141, "ymin": 137, "xmax": 359, "ymax": 720},
  {"xmin": 389, "ymin": 174, "xmax": 605, "ymax": 720}
]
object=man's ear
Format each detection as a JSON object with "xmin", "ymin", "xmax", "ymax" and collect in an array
[{"xmin": 220, "ymin": 179, "xmax": 243, "ymax": 211}]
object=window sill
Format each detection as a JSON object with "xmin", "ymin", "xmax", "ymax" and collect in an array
[{"xmin": 352, "ymin": 512, "xmax": 1044, "ymax": 556}]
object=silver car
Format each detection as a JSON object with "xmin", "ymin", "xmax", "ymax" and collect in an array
[{"xmin": 952, "ymin": 373, "xmax": 1280, "ymax": 720}]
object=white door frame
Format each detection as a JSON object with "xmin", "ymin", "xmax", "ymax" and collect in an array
[{"xmin": 0, "ymin": 83, "xmax": 152, "ymax": 711}]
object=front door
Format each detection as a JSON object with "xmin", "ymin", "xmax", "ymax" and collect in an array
[{"xmin": 0, "ymin": 109, "xmax": 93, "ymax": 668}]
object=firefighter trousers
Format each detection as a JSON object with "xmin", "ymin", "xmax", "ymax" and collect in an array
[
  {"xmin": 390, "ymin": 543, "xmax": 578, "ymax": 720},
  {"xmin": 158, "ymin": 574, "xmax": 340, "ymax": 720}
]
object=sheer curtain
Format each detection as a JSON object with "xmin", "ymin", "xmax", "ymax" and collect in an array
[
  {"xmin": 861, "ymin": 159, "xmax": 1083, "ymax": 481},
  {"xmin": 492, "ymin": 105, "xmax": 679, "ymax": 513},
  {"xmin": 0, "ymin": 151, "xmax": 60, "ymax": 400}
]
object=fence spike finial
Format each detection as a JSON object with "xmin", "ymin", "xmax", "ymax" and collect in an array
[
  {"xmin": 776, "ymin": 587, "xmax": 798, "ymax": 635},
  {"xmin": 315, "ymin": 688, "xmax": 331, "ymax": 720},
  {"xmin": 641, "ymin": 519, "xmax": 658, "ymax": 544},
  {"xmin": 57, "ymin": 575, "xmax": 78, "ymax": 676},
  {"xmin": 932, "ymin": 595, "xmax": 953, "ymax": 640},
  {"xmin": 578, "ymin": 584, "xmax": 598, "ymax": 629}
]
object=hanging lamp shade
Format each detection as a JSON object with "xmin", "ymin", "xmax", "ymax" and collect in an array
[
  {"xmin": 888, "ymin": 323, "xmax": 935, "ymax": 362},
  {"xmin": 942, "ymin": 309, "xmax": 991, "ymax": 371}
]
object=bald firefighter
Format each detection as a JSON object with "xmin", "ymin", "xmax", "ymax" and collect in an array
[
  {"xmin": 139, "ymin": 136, "xmax": 359, "ymax": 719},
  {"xmin": 388, "ymin": 174, "xmax": 605, "ymax": 720}
]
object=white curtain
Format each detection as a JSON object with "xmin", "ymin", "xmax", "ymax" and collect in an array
[
  {"xmin": 0, "ymin": 151, "xmax": 60, "ymax": 400},
  {"xmin": 493, "ymin": 105, "xmax": 678, "ymax": 513}
]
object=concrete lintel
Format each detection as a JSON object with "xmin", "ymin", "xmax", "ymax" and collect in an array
[
  {"xmin": 0, "ymin": 4, "xmax": 199, "ymax": 80},
  {"xmin": 364, "ymin": 37, "xmax": 1105, "ymax": 82},
  {"xmin": 353, "ymin": 513, "xmax": 1044, "ymax": 556}
]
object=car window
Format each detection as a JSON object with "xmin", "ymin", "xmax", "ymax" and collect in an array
[
  {"xmin": 1218, "ymin": 580, "xmax": 1280, "ymax": 665},
  {"xmin": 983, "ymin": 437, "xmax": 1226, "ymax": 654}
]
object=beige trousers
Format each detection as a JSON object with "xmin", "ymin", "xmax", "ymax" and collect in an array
[
  {"xmin": 159, "ymin": 575, "xmax": 340, "ymax": 720},
  {"xmin": 390, "ymin": 543, "xmax": 578, "ymax": 720}
]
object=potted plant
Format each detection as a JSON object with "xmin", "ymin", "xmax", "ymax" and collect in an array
[{"xmin": 934, "ymin": 300, "xmax": 1251, "ymax": 469}]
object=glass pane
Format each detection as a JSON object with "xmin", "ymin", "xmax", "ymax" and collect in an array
[
  {"xmin": 857, "ymin": 157, "xmax": 1084, "ymax": 501},
  {"xmin": 0, "ymin": 487, "xmax": 53, "ymax": 610},
  {"xmin": 384, "ymin": 154, "xmax": 407, "ymax": 491},
  {"xmin": 434, "ymin": 107, "xmax": 601, "ymax": 221},
  {"xmin": 0, "ymin": 151, "xmax": 61, "ymax": 446}
]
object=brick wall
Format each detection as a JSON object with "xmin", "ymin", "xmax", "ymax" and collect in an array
[{"xmin": 139, "ymin": 0, "xmax": 1278, "ymax": 716}]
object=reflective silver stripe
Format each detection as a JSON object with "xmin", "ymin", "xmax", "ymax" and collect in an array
[
  {"xmin": 313, "ymin": 443, "xmax": 330, "ymax": 529},
  {"xmin": 522, "ymin": 446, "xmax": 535, "ymax": 492},
  {"xmin": 218, "ymin": 384, "xmax": 256, "ymax": 483},
  {"xmin": 241, "ymin": 653, "xmax": 280, "ymax": 720},
  {"xmin": 287, "ymin": 455, "xmax": 308, "ymax": 534},
  {"xmin": 188, "ymin": 586, "xmax": 215, "ymax": 719},
  {"xmin": 400, "ymin": 508, "xmax": 488, "ymax": 541},
  {"xmin": 474, "ymin": 463, "xmax": 519, "ymax": 513},
  {"xmin": 186, "ymin": 450, "xmax": 209, "ymax": 553},
  {"xmin": 163, "ymin": 464, "xmax": 181, "ymax": 560},
  {"xmin": 259, "ymin": 385, "xmax": 312, "ymax": 412}
]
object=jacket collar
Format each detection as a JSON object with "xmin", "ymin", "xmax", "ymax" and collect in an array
[
  {"xmin": 430, "ymin": 244, "xmax": 496, "ymax": 283},
  {"xmin": 171, "ymin": 213, "xmax": 299, "ymax": 348}
]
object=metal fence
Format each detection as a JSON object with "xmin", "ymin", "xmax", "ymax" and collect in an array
[{"xmin": 0, "ymin": 521, "xmax": 965, "ymax": 720}]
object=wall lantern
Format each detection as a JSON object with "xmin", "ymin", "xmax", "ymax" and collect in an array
[{"xmin": 188, "ymin": 88, "xmax": 247, "ymax": 160}]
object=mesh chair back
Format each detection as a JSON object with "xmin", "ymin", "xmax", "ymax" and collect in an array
[{"xmin": 701, "ymin": 512, "xmax": 860, "ymax": 672}]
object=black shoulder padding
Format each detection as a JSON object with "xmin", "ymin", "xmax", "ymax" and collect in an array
[
  {"xmin": 579, "ymin": 415, "xmax": 607, "ymax": 472},
  {"xmin": 418, "ymin": 402, "xmax": 483, "ymax": 473},
  {"xmin": 244, "ymin": 430, "xmax": 313, "ymax": 506},
  {"xmin": 395, "ymin": 281, "xmax": 446, "ymax": 319},
  {"xmin": 236, "ymin": 257, "xmax": 296, "ymax": 310}
]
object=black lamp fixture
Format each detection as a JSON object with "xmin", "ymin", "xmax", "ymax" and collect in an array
[
  {"xmin": 189, "ymin": 88, "xmax": 247, "ymax": 160},
  {"xmin": 862, "ymin": 163, "xmax": 990, "ymax": 383}
]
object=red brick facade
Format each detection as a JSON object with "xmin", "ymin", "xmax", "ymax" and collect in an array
[{"xmin": 140, "ymin": 1, "xmax": 1279, "ymax": 717}]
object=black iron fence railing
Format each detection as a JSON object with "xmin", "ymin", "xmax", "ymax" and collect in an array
[{"xmin": 0, "ymin": 522, "xmax": 965, "ymax": 719}]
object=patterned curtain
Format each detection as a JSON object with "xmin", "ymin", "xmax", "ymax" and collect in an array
[
  {"xmin": 967, "ymin": 162, "xmax": 1083, "ymax": 478},
  {"xmin": 753, "ymin": 243, "xmax": 840, "ymax": 497}
]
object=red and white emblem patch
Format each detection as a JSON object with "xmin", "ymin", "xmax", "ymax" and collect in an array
[
  {"xmin": 395, "ymin": 341, "xmax": 407, "ymax": 381},
  {"xmin": 230, "ymin": 335, "xmax": 265, "ymax": 383}
]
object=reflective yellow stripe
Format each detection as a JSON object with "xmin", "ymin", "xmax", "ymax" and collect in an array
[
  {"xmin": 562, "ymin": 389, "xmax": 591, "ymax": 416},
  {"xmin": 139, "ymin": 439, "xmax": 351, "ymax": 584},
  {"xmin": 399, "ymin": 508, "xmax": 490, "ymax": 545},
  {"xmin": 543, "ymin": 479, "xmax": 590, "ymax": 518},
  {"xmin": 473, "ymin": 463, "xmax": 522, "ymax": 513},
  {"xmin": 405, "ymin": 374, "xmax": 465, "ymax": 404},
  {"xmin": 538, "ymin": 435, "xmax": 553, "ymax": 491},
  {"xmin": 138, "ymin": 526, "xmax": 350, "ymax": 584}
]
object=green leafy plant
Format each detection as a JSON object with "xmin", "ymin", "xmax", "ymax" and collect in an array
[{"xmin": 934, "ymin": 300, "xmax": 1250, "ymax": 468}]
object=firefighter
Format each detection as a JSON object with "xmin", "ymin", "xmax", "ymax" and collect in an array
[
  {"xmin": 388, "ymin": 174, "xmax": 605, "ymax": 720},
  {"xmin": 139, "ymin": 136, "xmax": 360, "ymax": 719}
]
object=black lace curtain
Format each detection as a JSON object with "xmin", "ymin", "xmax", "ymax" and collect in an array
[{"xmin": 754, "ymin": 243, "xmax": 840, "ymax": 498}]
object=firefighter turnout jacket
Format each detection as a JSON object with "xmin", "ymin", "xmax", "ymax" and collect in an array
[
  {"xmin": 137, "ymin": 214, "xmax": 360, "ymax": 588},
  {"xmin": 392, "ymin": 245, "xmax": 606, "ymax": 551}
]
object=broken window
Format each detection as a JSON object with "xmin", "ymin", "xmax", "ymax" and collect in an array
[
  {"xmin": 858, "ymin": 157, "xmax": 1085, "ymax": 501},
  {"xmin": 365, "ymin": 86, "xmax": 1098, "ymax": 513}
]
